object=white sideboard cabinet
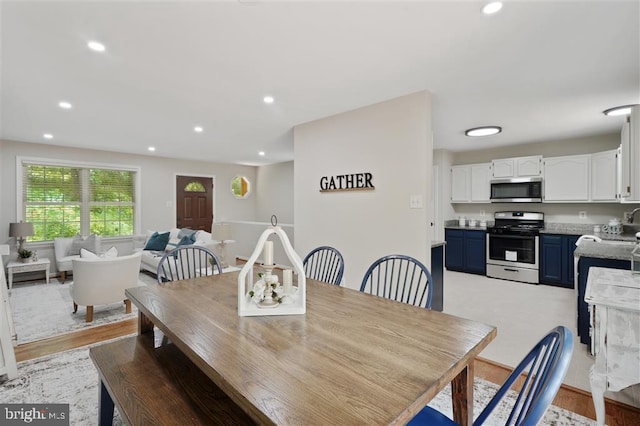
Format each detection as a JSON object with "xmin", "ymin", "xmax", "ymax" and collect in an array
[
  {"xmin": 0, "ymin": 244, "xmax": 18, "ymax": 380},
  {"xmin": 585, "ymin": 267, "xmax": 640, "ymax": 426}
]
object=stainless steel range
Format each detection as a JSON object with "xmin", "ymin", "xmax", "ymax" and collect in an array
[{"xmin": 486, "ymin": 211, "xmax": 544, "ymax": 284}]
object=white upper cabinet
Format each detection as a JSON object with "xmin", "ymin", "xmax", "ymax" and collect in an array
[
  {"xmin": 590, "ymin": 149, "xmax": 618, "ymax": 202},
  {"xmin": 543, "ymin": 154, "xmax": 590, "ymax": 202},
  {"xmin": 620, "ymin": 106, "xmax": 640, "ymax": 202},
  {"xmin": 470, "ymin": 163, "xmax": 491, "ymax": 202},
  {"xmin": 491, "ymin": 155, "xmax": 542, "ymax": 178},
  {"xmin": 451, "ymin": 165, "xmax": 470, "ymax": 202},
  {"xmin": 450, "ymin": 163, "xmax": 491, "ymax": 203}
]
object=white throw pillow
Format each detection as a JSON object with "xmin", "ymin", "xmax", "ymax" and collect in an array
[
  {"xmin": 103, "ymin": 246, "xmax": 118, "ymax": 258},
  {"xmin": 80, "ymin": 248, "xmax": 99, "ymax": 259},
  {"xmin": 80, "ymin": 246, "xmax": 117, "ymax": 259}
]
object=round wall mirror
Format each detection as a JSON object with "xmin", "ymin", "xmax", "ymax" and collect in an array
[{"xmin": 231, "ymin": 175, "xmax": 251, "ymax": 199}]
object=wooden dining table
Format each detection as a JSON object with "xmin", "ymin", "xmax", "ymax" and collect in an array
[{"xmin": 125, "ymin": 271, "xmax": 496, "ymax": 425}]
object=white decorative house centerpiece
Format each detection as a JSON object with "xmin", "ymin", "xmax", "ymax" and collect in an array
[{"xmin": 238, "ymin": 216, "xmax": 306, "ymax": 316}]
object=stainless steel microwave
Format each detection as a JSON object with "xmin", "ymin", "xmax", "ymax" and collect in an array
[{"xmin": 490, "ymin": 177, "xmax": 543, "ymax": 203}]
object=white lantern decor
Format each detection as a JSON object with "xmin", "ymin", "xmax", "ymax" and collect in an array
[{"xmin": 237, "ymin": 216, "xmax": 306, "ymax": 316}]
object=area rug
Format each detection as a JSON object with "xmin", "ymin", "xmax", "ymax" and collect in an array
[
  {"xmin": 9, "ymin": 276, "xmax": 154, "ymax": 344},
  {"xmin": 0, "ymin": 338, "xmax": 129, "ymax": 425},
  {"xmin": 0, "ymin": 342, "xmax": 595, "ymax": 426}
]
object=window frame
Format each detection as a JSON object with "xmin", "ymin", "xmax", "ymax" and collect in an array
[{"xmin": 16, "ymin": 156, "xmax": 141, "ymax": 242}]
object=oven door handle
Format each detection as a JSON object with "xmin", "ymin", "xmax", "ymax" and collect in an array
[
  {"xmin": 489, "ymin": 234, "xmax": 536, "ymax": 240},
  {"xmin": 504, "ymin": 268, "xmax": 520, "ymax": 272}
]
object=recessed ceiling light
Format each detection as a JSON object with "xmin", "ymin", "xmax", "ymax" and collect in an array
[
  {"xmin": 58, "ymin": 101, "xmax": 72, "ymax": 109},
  {"xmin": 258, "ymin": 151, "xmax": 265, "ymax": 156},
  {"xmin": 43, "ymin": 133, "xmax": 53, "ymax": 139},
  {"xmin": 482, "ymin": 2, "xmax": 503, "ymax": 15},
  {"xmin": 148, "ymin": 146, "xmax": 156, "ymax": 152},
  {"xmin": 87, "ymin": 41, "xmax": 106, "ymax": 52},
  {"xmin": 465, "ymin": 126, "xmax": 502, "ymax": 137},
  {"xmin": 603, "ymin": 105, "xmax": 636, "ymax": 116},
  {"xmin": 263, "ymin": 96, "xmax": 274, "ymax": 104},
  {"xmin": 194, "ymin": 126, "xmax": 204, "ymax": 133}
]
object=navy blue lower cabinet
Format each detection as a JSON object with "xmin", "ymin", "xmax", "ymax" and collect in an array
[
  {"xmin": 445, "ymin": 229, "xmax": 486, "ymax": 275},
  {"xmin": 576, "ymin": 257, "xmax": 630, "ymax": 346},
  {"xmin": 465, "ymin": 231, "xmax": 487, "ymax": 275},
  {"xmin": 444, "ymin": 229, "xmax": 465, "ymax": 271},
  {"xmin": 539, "ymin": 234, "xmax": 579, "ymax": 288}
]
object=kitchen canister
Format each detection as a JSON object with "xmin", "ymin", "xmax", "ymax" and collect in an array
[
  {"xmin": 469, "ymin": 219, "xmax": 477, "ymax": 227},
  {"xmin": 458, "ymin": 217, "xmax": 466, "ymax": 227}
]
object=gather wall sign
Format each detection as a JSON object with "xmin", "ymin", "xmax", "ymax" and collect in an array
[{"xmin": 319, "ymin": 172, "xmax": 375, "ymax": 193}]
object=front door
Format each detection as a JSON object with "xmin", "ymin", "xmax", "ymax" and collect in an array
[{"xmin": 176, "ymin": 176, "xmax": 213, "ymax": 232}]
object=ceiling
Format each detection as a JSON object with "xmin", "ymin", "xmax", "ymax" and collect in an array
[{"xmin": 1, "ymin": 1, "xmax": 638, "ymax": 166}]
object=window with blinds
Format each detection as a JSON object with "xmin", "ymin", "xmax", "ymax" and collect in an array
[{"xmin": 21, "ymin": 161, "xmax": 137, "ymax": 241}]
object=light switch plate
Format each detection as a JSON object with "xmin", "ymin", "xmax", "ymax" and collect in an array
[{"xmin": 410, "ymin": 195, "xmax": 423, "ymax": 209}]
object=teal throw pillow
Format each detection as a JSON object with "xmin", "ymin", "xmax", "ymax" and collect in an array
[
  {"xmin": 144, "ymin": 232, "xmax": 170, "ymax": 251},
  {"xmin": 177, "ymin": 235, "xmax": 194, "ymax": 246},
  {"xmin": 178, "ymin": 228, "xmax": 197, "ymax": 242}
]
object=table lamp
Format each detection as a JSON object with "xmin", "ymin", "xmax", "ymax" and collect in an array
[
  {"xmin": 9, "ymin": 221, "xmax": 34, "ymax": 253},
  {"xmin": 212, "ymin": 223, "xmax": 233, "ymax": 268}
]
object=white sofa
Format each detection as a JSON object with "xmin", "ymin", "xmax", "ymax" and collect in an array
[
  {"xmin": 71, "ymin": 252, "xmax": 142, "ymax": 322},
  {"xmin": 54, "ymin": 235, "xmax": 102, "ymax": 283},
  {"xmin": 138, "ymin": 228, "xmax": 220, "ymax": 276}
]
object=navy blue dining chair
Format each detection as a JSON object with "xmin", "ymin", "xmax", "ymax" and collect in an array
[
  {"xmin": 360, "ymin": 254, "xmax": 433, "ymax": 309},
  {"xmin": 302, "ymin": 246, "xmax": 344, "ymax": 285},
  {"xmin": 156, "ymin": 245, "xmax": 222, "ymax": 284},
  {"xmin": 408, "ymin": 325, "xmax": 574, "ymax": 426}
]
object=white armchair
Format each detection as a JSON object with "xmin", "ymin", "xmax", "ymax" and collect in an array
[
  {"xmin": 54, "ymin": 235, "xmax": 102, "ymax": 283},
  {"xmin": 71, "ymin": 252, "xmax": 142, "ymax": 322}
]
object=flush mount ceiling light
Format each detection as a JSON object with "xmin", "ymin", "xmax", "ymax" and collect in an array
[
  {"xmin": 58, "ymin": 101, "xmax": 72, "ymax": 109},
  {"xmin": 87, "ymin": 41, "xmax": 106, "ymax": 52},
  {"xmin": 43, "ymin": 133, "xmax": 53, "ymax": 139},
  {"xmin": 263, "ymin": 96, "xmax": 274, "ymax": 104},
  {"xmin": 194, "ymin": 126, "xmax": 203, "ymax": 133},
  {"xmin": 148, "ymin": 146, "xmax": 156, "ymax": 152},
  {"xmin": 465, "ymin": 126, "xmax": 502, "ymax": 137},
  {"xmin": 482, "ymin": 2, "xmax": 503, "ymax": 15},
  {"xmin": 602, "ymin": 105, "xmax": 636, "ymax": 116},
  {"xmin": 258, "ymin": 151, "xmax": 265, "ymax": 156}
]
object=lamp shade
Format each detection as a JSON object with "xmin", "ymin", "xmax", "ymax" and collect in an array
[
  {"xmin": 9, "ymin": 222, "xmax": 34, "ymax": 238},
  {"xmin": 212, "ymin": 223, "xmax": 232, "ymax": 241}
]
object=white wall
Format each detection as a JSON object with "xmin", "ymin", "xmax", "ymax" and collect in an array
[
  {"xmin": 294, "ymin": 91, "xmax": 433, "ymax": 289},
  {"xmin": 255, "ymin": 161, "xmax": 294, "ymax": 223},
  {"xmin": 0, "ymin": 139, "xmax": 258, "ymax": 272}
]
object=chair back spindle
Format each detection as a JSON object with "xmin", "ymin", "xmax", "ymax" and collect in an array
[
  {"xmin": 407, "ymin": 325, "xmax": 574, "ymax": 426},
  {"xmin": 156, "ymin": 246, "xmax": 222, "ymax": 284},
  {"xmin": 303, "ymin": 246, "xmax": 344, "ymax": 285},
  {"xmin": 360, "ymin": 255, "xmax": 433, "ymax": 309}
]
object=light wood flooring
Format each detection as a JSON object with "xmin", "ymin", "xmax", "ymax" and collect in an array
[{"xmin": 13, "ymin": 319, "xmax": 640, "ymax": 425}]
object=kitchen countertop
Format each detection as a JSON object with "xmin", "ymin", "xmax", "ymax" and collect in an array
[
  {"xmin": 444, "ymin": 225, "xmax": 488, "ymax": 231},
  {"xmin": 574, "ymin": 240, "xmax": 636, "ymax": 261}
]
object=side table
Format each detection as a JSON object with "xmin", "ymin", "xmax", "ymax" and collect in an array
[
  {"xmin": 6, "ymin": 258, "xmax": 51, "ymax": 290},
  {"xmin": 585, "ymin": 266, "xmax": 640, "ymax": 426}
]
